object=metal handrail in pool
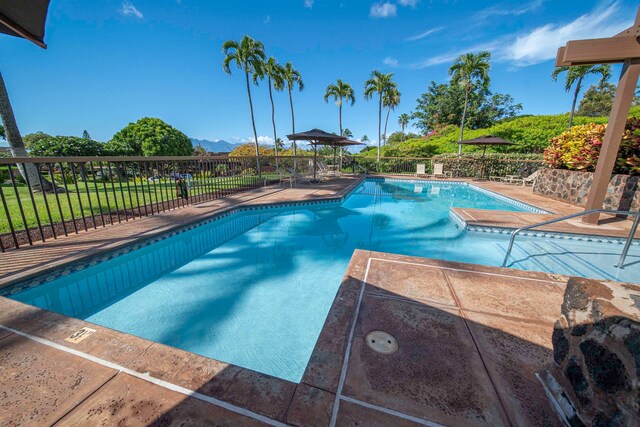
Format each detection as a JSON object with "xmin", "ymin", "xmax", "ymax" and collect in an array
[{"xmin": 502, "ymin": 209, "xmax": 640, "ymax": 269}]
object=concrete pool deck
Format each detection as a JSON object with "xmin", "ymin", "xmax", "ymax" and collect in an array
[{"xmin": 0, "ymin": 249, "xmax": 581, "ymax": 426}]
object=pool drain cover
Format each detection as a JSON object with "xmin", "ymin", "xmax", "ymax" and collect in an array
[{"xmin": 366, "ymin": 331, "xmax": 398, "ymax": 354}]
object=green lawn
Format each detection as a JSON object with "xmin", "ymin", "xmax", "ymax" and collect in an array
[{"xmin": 0, "ymin": 174, "xmax": 275, "ymax": 234}]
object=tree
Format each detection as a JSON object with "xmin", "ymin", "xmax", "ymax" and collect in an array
[
  {"xmin": 449, "ymin": 51, "xmax": 491, "ymax": 156},
  {"xmin": 106, "ymin": 117, "xmax": 192, "ymax": 156},
  {"xmin": 324, "ymin": 79, "xmax": 356, "ymax": 136},
  {"xmin": 0, "ymin": 69, "xmax": 50, "ymax": 190},
  {"xmin": 30, "ymin": 136, "xmax": 103, "ymax": 157},
  {"xmin": 364, "ymin": 70, "xmax": 396, "ymax": 160},
  {"xmin": 576, "ymin": 82, "xmax": 616, "ymax": 117},
  {"xmin": 342, "ymin": 128, "xmax": 353, "ymax": 138},
  {"xmin": 412, "ymin": 81, "xmax": 521, "ymax": 134},
  {"xmin": 23, "ymin": 131, "xmax": 52, "ymax": 149},
  {"xmin": 282, "ymin": 62, "xmax": 304, "ymax": 159},
  {"xmin": 254, "ymin": 57, "xmax": 285, "ymax": 168},
  {"xmin": 361, "ymin": 135, "xmax": 369, "ymax": 143},
  {"xmin": 382, "ymin": 87, "xmax": 400, "ymax": 145},
  {"xmin": 193, "ymin": 143, "xmax": 208, "ymax": 156},
  {"xmin": 222, "ymin": 35, "xmax": 266, "ymax": 172},
  {"xmin": 398, "ymin": 113, "xmax": 410, "ymax": 133},
  {"xmin": 82, "ymin": 130, "xmax": 91, "ymax": 140},
  {"xmin": 552, "ymin": 64, "xmax": 611, "ymax": 130}
]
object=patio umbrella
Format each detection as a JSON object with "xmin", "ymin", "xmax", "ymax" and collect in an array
[
  {"xmin": 458, "ymin": 135, "xmax": 514, "ymax": 158},
  {"xmin": 459, "ymin": 135, "xmax": 514, "ymax": 179},
  {"xmin": 286, "ymin": 129, "xmax": 346, "ymax": 180},
  {"xmin": 0, "ymin": 0, "xmax": 51, "ymax": 48}
]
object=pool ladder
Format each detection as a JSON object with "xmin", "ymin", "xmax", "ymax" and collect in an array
[{"xmin": 502, "ymin": 209, "xmax": 640, "ymax": 269}]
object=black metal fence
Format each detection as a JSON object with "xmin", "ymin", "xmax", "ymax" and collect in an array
[{"xmin": 0, "ymin": 154, "xmax": 543, "ymax": 251}]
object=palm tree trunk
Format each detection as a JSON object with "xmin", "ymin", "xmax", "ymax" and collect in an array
[
  {"xmin": 377, "ymin": 93, "xmax": 382, "ymax": 161},
  {"xmin": 383, "ymin": 106, "xmax": 391, "ymax": 146},
  {"xmin": 568, "ymin": 77, "xmax": 582, "ymax": 130},
  {"xmin": 288, "ymin": 87, "xmax": 297, "ymax": 168},
  {"xmin": 268, "ymin": 77, "xmax": 278, "ymax": 169},
  {"xmin": 0, "ymin": 69, "xmax": 48, "ymax": 191},
  {"xmin": 245, "ymin": 71, "xmax": 260, "ymax": 174},
  {"xmin": 339, "ymin": 101, "xmax": 343, "ymax": 170},
  {"xmin": 458, "ymin": 86, "xmax": 470, "ymax": 157}
]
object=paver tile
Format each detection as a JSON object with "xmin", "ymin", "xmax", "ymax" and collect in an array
[
  {"xmin": 335, "ymin": 400, "xmax": 424, "ymax": 427},
  {"xmin": 57, "ymin": 373, "xmax": 268, "ymax": 426},
  {"xmin": 344, "ymin": 294, "xmax": 509, "ymax": 426},
  {"xmin": 365, "ymin": 259, "xmax": 457, "ymax": 306},
  {"xmin": 444, "ymin": 269, "xmax": 565, "ymax": 323},
  {"xmin": 285, "ymin": 383, "xmax": 335, "ymax": 427},
  {"xmin": 0, "ymin": 333, "xmax": 116, "ymax": 426},
  {"xmin": 127, "ymin": 342, "xmax": 296, "ymax": 421}
]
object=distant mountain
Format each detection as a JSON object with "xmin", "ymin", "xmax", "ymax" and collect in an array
[{"xmin": 191, "ymin": 138, "xmax": 240, "ymax": 153}]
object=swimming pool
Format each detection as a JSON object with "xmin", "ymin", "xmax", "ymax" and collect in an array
[{"xmin": 7, "ymin": 179, "xmax": 639, "ymax": 382}]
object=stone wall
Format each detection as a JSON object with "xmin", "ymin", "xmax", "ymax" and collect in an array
[
  {"xmin": 551, "ymin": 277, "xmax": 640, "ymax": 426},
  {"xmin": 533, "ymin": 168, "xmax": 640, "ymax": 212}
]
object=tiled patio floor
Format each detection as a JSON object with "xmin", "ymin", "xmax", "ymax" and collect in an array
[{"xmin": 0, "ymin": 250, "xmax": 581, "ymax": 426}]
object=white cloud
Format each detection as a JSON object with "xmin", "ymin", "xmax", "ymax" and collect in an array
[
  {"xmin": 405, "ymin": 26, "xmax": 444, "ymax": 42},
  {"xmin": 370, "ymin": 2, "xmax": 397, "ymax": 18},
  {"xmin": 501, "ymin": 1, "xmax": 632, "ymax": 66},
  {"xmin": 304, "ymin": 0, "xmax": 314, "ymax": 8},
  {"xmin": 119, "ymin": 1, "xmax": 143, "ymax": 19},
  {"xmin": 383, "ymin": 56, "xmax": 399, "ymax": 66},
  {"xmin": 409, "ymin": 41, "xmax": 499, "ymax": 69},
  {"xmin": 398, "ymin": 0, "xmax": 418, "ymax": 7},
  {"xmin": 263, "ymin": 15, "xmax": 271, "ymax": 24},
  {"xmin": 474, "ymin": 0, "xmax": 543, "ymax": 21}
]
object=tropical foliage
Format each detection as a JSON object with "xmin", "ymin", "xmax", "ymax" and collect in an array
[
  {"xmin": 254, "ymin": 56, "xmax": 285, "ymax": 165},
  {"xmin": 364, "ymin": 70, "xmax": 397, "ymax": 159},
  {"xmin": 551, "ymin": 64, "xmax": 611, "ymax": 129},
  {"xmin": 324, "ymin": 79, "xmax": 355, "ymax": 136},
  {"xmin": 29, "ymin": 136, "xmax": 104, "ymax": 157},
  {"xmin": 448, "ymin": 51, "xmax": 491, "ymax": 152},
  {"xmin": 544, "ymin": 118, "xmax": 640, "ymax": 174},
  {"xmin": 412, "ymin": 81, "xmax": 522, "ymax": 134},
  {"xmin": 282, "ymin": 62, "xmax": 304, "ymax": 156},
  {"xmin": 106, "ymin": 117, "xmax": 192, "ymax": 156},
  {"xmin": 222, "ymin": 35, "xmax": 266, "ymax": 165}
]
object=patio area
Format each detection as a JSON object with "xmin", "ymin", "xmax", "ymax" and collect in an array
[{"xmin": 0, "ymin": 249, "xmax": 578, "ymax": 426}]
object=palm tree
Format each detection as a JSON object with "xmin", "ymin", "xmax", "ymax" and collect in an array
[
  {"xmin": 382, "ymin": 87, "xmax": 400, "ymax": 145},
  {"xmin": 342, "ymin": 128, "xmax": 353, "ymax": 138},
  {"xmin": 0, "ymin": 69, "xmax": 47, "ymax": 191},
  {"xmin": 552, "ymin": 64, "xmax": 612, "ymax": 130},
  {"xmin": 398, "ymin": 113, "xmax": 410, "ymax": 142},
  {"xmin": 364, "ymin": 70, "xmax": 396, "ymax": 160},
  {"xmin": 361, "ymin": 135, "xmax": 369, "ymax": 143},
  {"xmin": 324, "ymin": 79, "xmax": 356, "ymax": 136},
  {"xmin": 282, "ymin": 62, "xmax": 304, "ymax": 159},
  {"xmin": 222, "ymin": 35, "xmax": 266, "ymax": 173},
  {"xmin": 449, "ymin": 51, "xmax": 491, "ymax": 156},
  {"xmin": 254, "ymin": 57, "xmax": 285, "ymax": 168}
]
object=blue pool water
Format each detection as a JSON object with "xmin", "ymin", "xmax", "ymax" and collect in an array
[{"xmin": 9, "ymin": 179, "xmax": 640, "ymax": 382}]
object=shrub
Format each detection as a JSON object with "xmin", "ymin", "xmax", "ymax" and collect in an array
[{"xmin": 544, "ymin": 118, "xmax": 640, "ymax": 175}]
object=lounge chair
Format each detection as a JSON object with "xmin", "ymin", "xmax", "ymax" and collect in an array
[
  {"xmin": 504, "ymin": 170, "xmax": 540, "ymax": 186},
  {"xmin": 317, "ymin": 161, "xmax": 337, "ymax": 180},
  {"xmin": 431, "ymin": 163, "xmax": 451, "ymax": 179},
  {"xmin": 277, "ymin": 168, "xmax": 294, "ymax": 188},
  {"xmin": 416, "ymin": 164, "xmax": 427, "ymax": 177},
  {"xmin": 287, "ymin": 167, "xmax": 314, "ymax": 186}
]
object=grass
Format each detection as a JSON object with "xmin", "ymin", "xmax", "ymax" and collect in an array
[{"xmin": 0, "ymin": 174, "xmax": 275, "ymax": 234}]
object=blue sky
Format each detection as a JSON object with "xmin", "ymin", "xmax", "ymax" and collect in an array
[{"xmin": 0, "ymin": 0, "xmax": 636, "ymax": 147}]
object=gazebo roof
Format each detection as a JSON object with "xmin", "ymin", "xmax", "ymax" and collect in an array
[
  {"xmin": 458, "ymin": 135, "xmax": 514, "ymax": 146},
  {"xmin": 0, "ymin": 0, "xmax": 51, "ymax": 48}
]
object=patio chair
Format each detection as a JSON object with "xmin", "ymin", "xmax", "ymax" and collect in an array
[
  {"xmin": 416, "ymin": 164, "xmax": 427, "ymax": 177},
  {"xmin": 277, "ymin": 168, "xmax": 294, "ymax": 188},
  {"xmin": 431, "ymin": 163, "xmax": 451, "ymax": 179},
  {"xmin": 317, "ymin": 161, "xmax": 337, "ymax": 180},
  {"xmin": 287, "ymin": 167, "xmax": 315, "ymax": 185},
  {"xmin": 505, "ymin": 170, "xmax": 540, "ymax": 186}
]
